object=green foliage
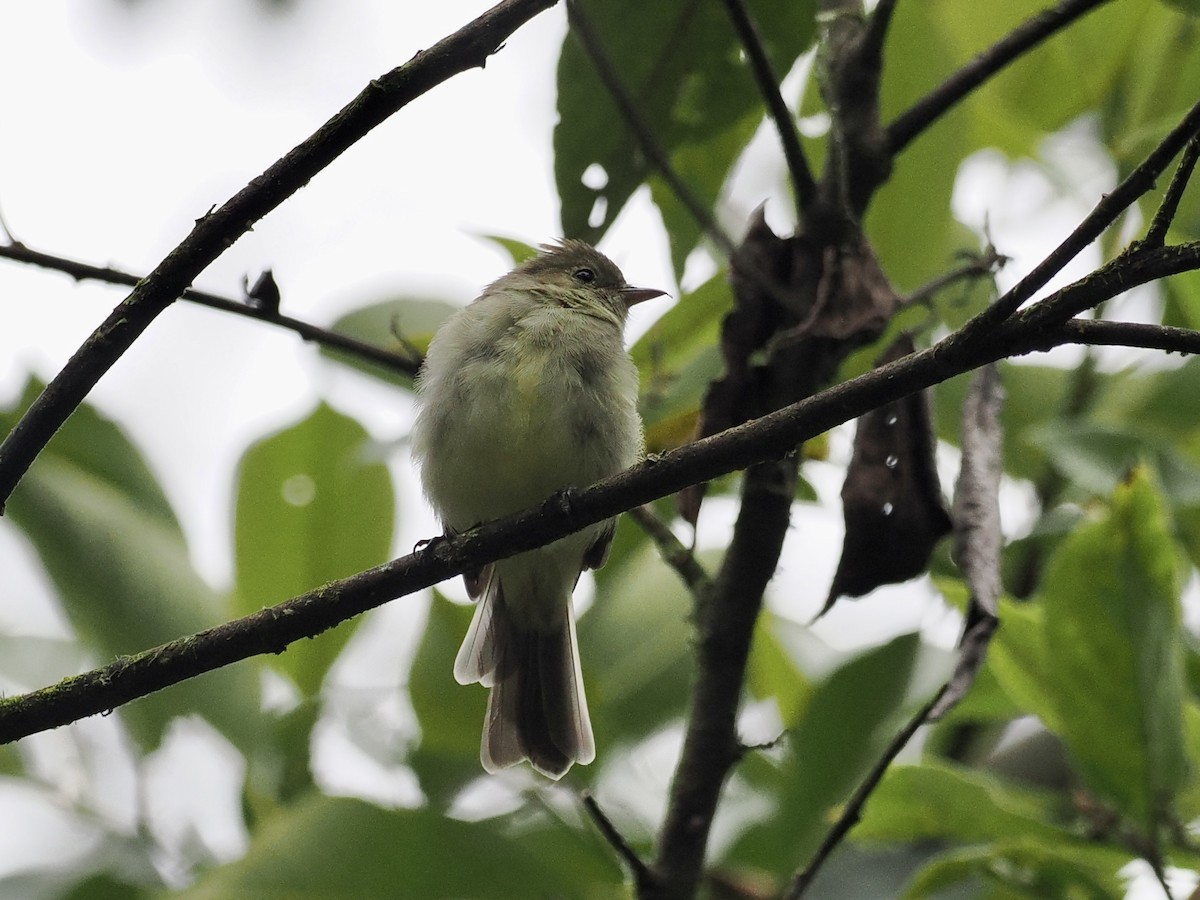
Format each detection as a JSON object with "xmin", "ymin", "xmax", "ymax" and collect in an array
[
  {"xmin": 729, "ymin": 632, "xmax": 922, "ymax": 875},
  {"xmin": 178, "ymin": 793, "xmax": 624, "ymax": 899},
  {"xmin": 632, "ymin": 271, "xmax": 732, "ymax": 451},
  {"xmin": 854, "ymin": 761, "xmax": 1065, "ymax": 846},
  {"xmin": 555, "ymin": 0, "xmax": 817, "ymax": 275},
  {"xmin": 232, "ymin": 402, "xmax": 395, "ymax": 696},
  {"xmin": 0, "ymin": 379, "xmax": 260, "ymax": 752},
  {"xmin": 407, "ymin": 592, "xmax": 488, "ymax": 806},
  {"xmin": 1036, "ymin": 469, "xmax": 1188, "ymax": 833},
  {"xmin": 323, "ymin": 296, "xmax": 459, "ymax": 387}
]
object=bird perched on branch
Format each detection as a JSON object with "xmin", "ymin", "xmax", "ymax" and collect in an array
[{"xmin": 412, "ymin": 239, "xmax": 665, "ymax": 778}]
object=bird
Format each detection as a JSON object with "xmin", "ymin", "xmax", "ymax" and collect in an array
[{"xmin": 411, "ymin": 239, "xmax": 665, "ymax": 779}]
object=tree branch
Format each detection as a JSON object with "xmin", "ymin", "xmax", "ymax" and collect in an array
[
  {"xmin": 718, "ymin": 0, "xmax": 816, "ymax": 214},
  {"xmin": 582, "ymin": 792, "xmax": 655, "ymax": 891},
  {"xmin": 1144, "ymin": 135, "xmax": 1200, "ymax": 248},
  {"xmin": 0, "ymin": 238, "xmax": 1197, "ymax": 747},
  {"xmin": 1020, "ymin": 240, "xmax": 1200, "ymax": 331},
  {"xmin": 886, "ymin": 0, "xmax": 1115, "ymax": 154},
  {"xmin": 905, "ymin": 245, "xmax": 1008, "ymax": 307},
  {"xmin": 649, "ymin": 460, "xmax": 797, "ymax": 900},
  {"xmin": 627, "ymin": 504, "xmax": 715, "ymax": 600},
  {"xmin": 566, "ymin": 0, "xmax": 737, "ymax": 258},
  {"xmin": 1044, "ymin": 317, "xmax": 1200, "ymax": 355},
  {"xmin": 0, "ymin": 0, "xmax": 558, "ymax": 514},
  {"xmin": 958, "ymin": 99, "xmax": 1200, "ymax": 340},
  {"xmin": 0, "ymin": 241, "xmax": 420, "ymax": 376},
  {"xmin": 858, "ymin": 0, "xmax": 899, "ymax": 67}
]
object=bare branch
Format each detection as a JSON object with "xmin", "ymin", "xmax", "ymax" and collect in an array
[
  {"xmin": 627, "ymin": 504, "xmax": 715, "ymax": 600},
  {"xmin": 582, "ymin": 792, "xmax": 656, "ymax": 891},
  {"xmin": 886, "ymin": 0, "xmax": 1115, "ymax": 154},
  {"xmin": 1053, "ymin": 318, "xmax": 1200, "ymax": 355},
  {"xmin": 905, "ymin": 245, "xmax": 1008, "ymax": 307},
  {"xmin": 1020, "ymin": 238, "xmax": 1200, "ymax": 330},
  {"xmin": 566, "ymin": 0, "xmax": 737, "ymax": 258},
  {"xmin": 0, "ymin": 201, "xmax": 17, "ymax": 245},
  {"xmin": 1145, "ymin": 136, "xmax": 1200, "ymax": 248},
  {"xmin": 718, "ymin": 0, "xmax": 817, "ymax": 213},
  {"xmin": 959, "ymin": 99, "xmax": 1200, "ymax": 339},
  {"xmin": 858, "ymin": 0, "xmax": 899, "ymax": 66},
  {"xmin": 0, "ymin": 241, "xmax": 420, "ymax": 376},
  {"xmin": 0, "ymin": 0, "xmax": 558, "ymax": 514}
]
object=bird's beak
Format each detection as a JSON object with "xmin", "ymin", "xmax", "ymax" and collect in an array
[{"xmin": 621, "ymin": 285, "xmax": 668, "ymax": 308}]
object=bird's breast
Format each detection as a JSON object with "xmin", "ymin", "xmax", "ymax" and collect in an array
[{"xmin": 418, "ymin": 314, "xmax": 640, "ymax": 529}]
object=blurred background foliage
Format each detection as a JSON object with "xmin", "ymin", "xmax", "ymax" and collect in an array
[{"xmin": 3, "ymin": 0, "xmax": 1200, "ymax": 897}]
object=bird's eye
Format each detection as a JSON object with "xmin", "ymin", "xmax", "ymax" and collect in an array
[{"xmin": 573, "ymin": 267, "xmax": 596, "ymax": 284}]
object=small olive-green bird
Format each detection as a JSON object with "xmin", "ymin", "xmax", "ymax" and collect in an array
[{"xmin": 412, "ymin": 240, "xmax": 665, "ymax": 779}]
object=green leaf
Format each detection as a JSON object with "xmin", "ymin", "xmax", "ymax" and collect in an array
[
  {"xmin": 322, "ymin": 297, "xmax": 458, "ymax": 387},
  {"xmin": 987, "ymin": 599, "xmax": 1065, "ymax": 735},
  {"xmin": 233, "ymin": 403, "xmax": 394, "ymax": 696},
  {"xmin": 245, "ymin": 700, "xmax": 320, "ymax": 809},
  {"xmin": 728, "ymin": 632, "xmax": 922, "ymax": 873},
  {"xmin": 555, "ymin": 0, "xmax": 817, "ymax": 266},
  {"xmin": 64, "ymin": 872, "xmax": 154, "ymax": 900},
  {"xmin": 631, "ymin": 272, "xmax": 732, "ymax": 450},
  {"xmin": 854, "ymin": 762, "xmax": 1064, "ymax": 846},
  {"xmin": 1175, "ymin": 701, "xmax": 1200, "ymax": 821},
  {"xmin": 2, "ymin": 378, "xmax": 179, "ymax": 533},
  {"xmin": 868, "ymin": 0, "xmax": 968, "ymax": 291},
  {"xmin": 932, "ymin": 0, "xmax": 1148, "ymax": 156},
  {"xmin": 407, "ymin": 592, "xmax": 487, "ymax": 806},
  {"xmin": 1037, "ymin": 468, "xmax": 1188, "ymax": 832},
  {"xmin": 746, "ymin": 612, "xmax": 815, "ymax": 728},
  {"xmin": 581, "ymin": 541, "xmax": 698, "ymax": 752},
  {"xmin": 1, "ymin": 379, "xmax": 260, "ymax": 751},
  {"xmin": 177, "ymin": 794, "xmax": 623, "ymax": 899},
  {"xmin": 630, "ymin": 270, "xmax": 731, "ymax": 376},
  {"xmin": 474, "ymin": 233, "xmax": 540, "ymax": 265},
  {"xmin": 903, "ymin": 840, "xmax": 1129, "ymax": 900},
  {"xmin": 1031, "ymin": 420, "xmax": 1200, "ymax": 506},
  {"xmin": 1099, "ymin": 357, "xmax": 1200, "ymax": 440}
]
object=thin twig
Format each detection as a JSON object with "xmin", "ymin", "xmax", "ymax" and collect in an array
[
  {"xmin": 786, "ymin": 685, "xmax": 949, "ymax": 899},
  {"xmin": 886, "ymin": 0, "xmax": 1115, "ymax": 153},
  {"xmin": 627, "ymin": 504, "xmax": 714, "ymax": 599},
  {"xmin": 905, "ymin": 246, "xmax": 1008, "ymax": 307},
  {"xmin": 0, "ymin": 241, "xmax": 1198, "ymax": 746},
  {"xmin": 581, "ymin": 792, "xmax": 656, "ymax": 891},
  {"xmin": 0, "ymin": 242, "xmax": 421, "ymax": 376},
  {"xmin": 959, "ymin": 98, "xmax": 1200, "ymax": 339},
  {"xmin": 718, "ymin": 0, "xmax": 816, "ymax": 214},
  {"xmin": 1053, "ymin": 318, "xmax": 1200, "ymax": 355},
  {"xmin": 0, "ymin": 0, "xmax": 558, "ymax": 514},
  {"xmin": 1152, "ymin": 864, "xmax": 1175, "ymax": 900},
  {"xmin": 858, "ymin": 0, "xmax": 899, "ymax": 66},
  {"xmin": 1144, "ymin": 136, "xmax": 1200, "ymax": 248},
  {"xmin": 566, "ymin": 0, "xmax": 737, "ymax": 258},
  {"xmin": 0, "ymin": 202, "xmax": 17, "ymax": 245}
]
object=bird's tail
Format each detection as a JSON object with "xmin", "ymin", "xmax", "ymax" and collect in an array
[{"xmin": 453, "ymin": 565, "xmax": 595, "ymax": 779}]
